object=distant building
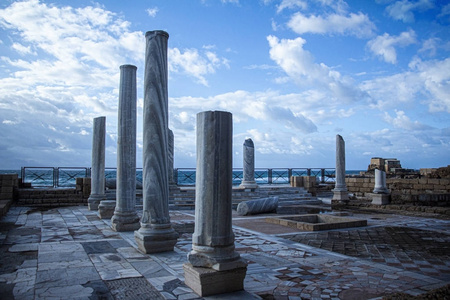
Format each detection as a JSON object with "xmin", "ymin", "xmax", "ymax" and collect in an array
[{"xmin": 368, "ymin": 157, "xmax": 402, "ymax": 174}]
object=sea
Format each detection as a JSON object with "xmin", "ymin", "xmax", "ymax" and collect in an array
[{"xmin": 0, "ymin": 168, "xmax": 364, "ymax": 188}]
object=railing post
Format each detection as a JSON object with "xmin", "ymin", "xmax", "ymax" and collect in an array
[
  {"xmin": 268, "ymin": 169, "xmax": 272, "ymax": 184},
  {"xmin": 288, "ymin": 168, "xmax": 292, "ymax": 181},
  {"xmin": 174, "ymin": 168, "xmax": 178, "ymax": 185},
  {"xmin": 321, "ymin": 168, "xmax": 325, "ymax": 183},
  {"xmin": 307, "ymin": 168, "xmax": 311, "ymax": 176},
  {"xmin": 54, "ymin": 167, "xmax": 58, "ymax": 187},
  {"xmin": 21, "ymin": 167, "xmax": 24, "ymax": 182}
]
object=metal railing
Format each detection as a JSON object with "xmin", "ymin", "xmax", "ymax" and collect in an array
[
  {"xmin": 21, "ymin": 167, "xmax": 90, "ymax": 187},
  {"xmin": 174, "ymin": 168, "xmax": 336, "ymax": 186},
  {"xmin": 20, "ymin": 166, "xmax": 336, "ymax": 188}
]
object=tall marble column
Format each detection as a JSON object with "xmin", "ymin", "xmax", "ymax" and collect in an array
[
  {"xmin": 332, "ymin": 134, "xmax": 349, "ymax": 202},
  {"xmin": 239, "ymin": 138, "xmax": 258, "ymax": 189},
  {"xmin": 111, "ymin": 65, "xmax": 140, "ymax": 232},
  {"xmin": 135, "ymin": 30, "xmax": 178, "ymax": 253},
  {"xmin": 168, "ymin": 129, "xmax": 175, "ymax": 185},
  {"xmin": 88, "ymin": 116, "xmax": 106, "ymax": 210},
  {"xmin": 184, "ymin": 111, "xmax": 247, "ymax": 297}
]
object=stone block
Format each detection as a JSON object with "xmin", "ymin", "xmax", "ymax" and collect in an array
[
  {"xmin": 183, "ymin": 263, "xmax": 246, "ymax": 297},
  {"xmin": 370, "ymin": 193, "xmax": 390, "ymax": 205},
  {"xmin": 98, "ymin": 200, "xmax": 116, "ymax": 219},
  {"xmin": 428, "ymin": 179, "xmax": 440, "ymax": 185}
]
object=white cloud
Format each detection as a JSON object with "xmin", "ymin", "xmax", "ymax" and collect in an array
[
  {"xmin": 168, "ymin": 47, "xmax": 229, "ymax": 86},
  {"xmin": 287, "ymin": 12, "xmax": 375, "ymax": 37},
  {"xmin": 11, "ymin": 43, "xmax": 36, "ymax": 55},
  {"xmin": 360, "ymin": 56, "xmax": 450, "ymax": 113},
  {"xmin": 386, "ymin": 0, "xmax": 434, "ymax": 23},
  {"xmin": 383, "ymin": 110, "xmax": 433, "ymax": 130},
  {"xmin": 277, "ymin": 0, "xmax": 307, "ymax": 13},
  {"xmin": 367, "ymin": 30, "xmax": 417, "ymax": 64},
  {"xmin": 267, "ymin": 35, "xmax": 365, "ymax": 103},
  {"xmin": 146, "ymin": 7, "xmax": 159, "ymax": 17}
]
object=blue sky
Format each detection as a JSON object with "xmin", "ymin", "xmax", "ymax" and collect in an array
[{"xmin": 0, "ymin": 0, "xmax": 449, "ymax": 170}]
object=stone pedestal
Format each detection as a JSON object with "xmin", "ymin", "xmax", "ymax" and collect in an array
[
  {"xmin": 371, "ymin": 193, "xmax": 390, "ymax": 205},
  {"xmin": 135, "ymin": 30, "xmax": 178, "ymax": 253},
  {"xmin": 237, "ymin": 196, "xmax": 278, "ymax": 216},
  {"xmin": 185, "ymin": 111, "xmax": 247, "ymax": 297},
  {"xmin": 183, "ymin": 263, "xmax": 247, "ymax": 297},
  {"xmin": 332, "ymin": 134, "xmax": 349, "ymax": 202},
  {"xmin": 98, "ymin": 200, "xmax": 116, "ymax": 219},
  {"xmin": 239, "ymin": 138, "xmax": 258, "ymax": 189},
  {"xmin": 112, "ymin": 65, "xmax": 140, "ymax": 232},
  {"xmin": 88, "ymin": 116, "xmax": 106, "ymax": 210}
]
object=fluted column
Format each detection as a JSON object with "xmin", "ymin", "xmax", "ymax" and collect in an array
[
  {"xmin": 332, "ymin": 134, "xmax": 349, "ymax": 202},
  {"xmin": 135, "ymin": 30, "xmax": 178, "ymax": 253},
  {"xmin": 184, "ymin": 111, "xmax": 247, "ymax": 297},
  {"xmin": 111, "ymin": 65, "xmax": 140, "ymax": 232},
  {"xmin": 168, "ymin": 129, "xmax": 175, "ymax": 185},
  {"xmin": 88, "ymin": 116, "xmax": 106, "ymax": 210},
  {"xmin": 188, "ymin": 111, "xmax": 246, "ymax": 270},
  {"xmin": 239, "ymin": 138, "xmax": 258, "ymax": 189}
]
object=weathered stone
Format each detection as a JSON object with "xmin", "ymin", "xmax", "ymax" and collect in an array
[
  {"xmin": 373, "ymin": 169, "xmax": 389, "ymax": 194},
  {"xmin": 187, "ymin": 111, "xmax": 246, "ymax": 272},
  {"xmin": 237, "ymin": 196, "xmax": 278, "ymax": 216},
  {"xmin": 98, "ymin": 200, "xmax": 116, "ymax": 219},
  {"xmin": 183, "ymin": 263, "xmax": 247, "ymax": 297},
  {"xmin": 371, "ymin": 193, "xmax": 390, "ymax": 205},
  {"xmin": 88, "ymin": 116, "xmax": 106, "ymax": 210},
  {"xmin": 112, "ymin": 65, "xmax": 140, "ymax": 232},
  {"xmin": 240, "ymin": 138, "xmax": 258, "ymax": 189},
  {"xmin": 168, "ymin": 129, "xmax": 175, "ymax": 185},
  {"xmin": 332, "ymin": 134, "xmax": 348, "ymax": 202},
  {"xmin": 135, "ymin": 30, "xmax": 178, "ymax": 253}
]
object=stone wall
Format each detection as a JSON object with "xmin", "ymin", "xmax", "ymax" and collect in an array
[
  {"xmin": 0, "ymin": 174, "xmax": 19, "ymax": 216},
  {"xmin": 16, "ymin": 188, "xmax": 85, "ymax": 207},
  {"xmin": 290, "ymin": 176, "xmax": 317, "ymax": 196},
  {"xmin": 345, "ymin": 177, "xmax": 450, "ymax": 206}
]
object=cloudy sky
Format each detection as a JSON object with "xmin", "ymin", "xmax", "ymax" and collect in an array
[{"xmin": 0, "ymin": 0, "xmax": 449, "ymax": 170}]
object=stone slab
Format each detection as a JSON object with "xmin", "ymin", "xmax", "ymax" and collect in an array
[
  {"xmin": 183, "ymin": 263, "xmax": 247, "ymax": 297},
  {"xmin": 371, "ymin": 193, "xmax": 391, "ymax": 205},
  {"xmin": 266, "ymin": 214, "xmax": 367, "ymax": 231}
]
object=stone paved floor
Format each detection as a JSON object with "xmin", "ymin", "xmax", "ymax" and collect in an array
[{"xmin": 0, "ymin": 206, "xmax": 449, "ymax": 299}]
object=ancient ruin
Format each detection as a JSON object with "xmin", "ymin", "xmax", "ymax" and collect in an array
[
  {"xmin": 134, "ymin": 30, "xmax": 178, "ymax": 253},
  {"xmin": 184, "ymin": 111, "xmax": 247, "ymax": 297},
  {"xmin": 111, "ymin": 65, "xmax": 140, "ymax": 232},
  {"xmin": 332, "ymin": 134, "xmax": 349, "ymax": 202},
  {"xmin": 88, "ymin": 116, "xmax": 106, "ymax": 210},
  {"xmin": 240, "ymin": 138, "xmax": 258, "ymax": 189}
]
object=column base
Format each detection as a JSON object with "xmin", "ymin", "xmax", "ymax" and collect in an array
[
  {"xmin": 88, "ymin": 194, "xmax": 106, "ymax": 210},
  {"xmin": 370, "ymin": 193, "xmax": 390, "ymax": 205},
  {"xmin": 188, "ymin": 245, "xmax": 247, "ymax": 271},
  {"xmin": 239, "ymin": 181, "xmax": 258, "ymax": 190},
  {"xmin": 98, "ymin": 200, "xmax": 116, "ymax": 219},
  {"xmin": 111, "ymin": 211, "xmax": 140, "ymax": 232},
  {"xmin": 134, "ymin": 224, "xmax": 179, "ymax": 253},
  {"xmin": 332, "ymin": 189, "xmax": 349, "ymax": 203},
  {"xmin": 183, "ymin": 263, "xmax": 247, "ymax": 297}
]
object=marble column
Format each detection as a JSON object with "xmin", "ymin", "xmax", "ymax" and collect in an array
[
  {"xmin": 88, "ymin": 116, "xmax": 106, "ymax": 210},
  {"xmin": 332, "ymin": 134, "xmax": 349, "ymax": 202},
  {"xmin": 237, "ymin": 196, "xmax": 278, "ymax": 216},
  {"xmin": 239, "ymin": 138, "xmax": 258, "ymax": 189},
  {"xmin": 184, "ymin": 111, "xmax": 247, "ymax": 297},
  {"xmin": 111, "ymin": 65, "xmax": 140, "ymax": 232},
  {"xmin": 135, "ymin": 30, "xmax": 178, "ymax": 253},
  {"xmin": 168, "ymin": 129, "xmax": 175, "ymax": 185}
]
